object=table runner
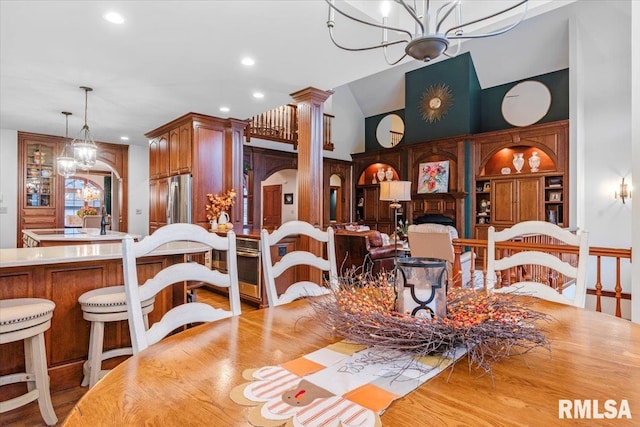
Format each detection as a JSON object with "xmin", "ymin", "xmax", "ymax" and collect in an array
[{"xmin": 230, "ymin": 340, "xmax": 466, "ymax": 427}]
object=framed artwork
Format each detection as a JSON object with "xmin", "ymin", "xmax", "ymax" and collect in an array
[
  {"xmin": 417, "ymin": 161, "xmax": 450, "ymax": 194},
  {"xmin": 483, "ymin": 182, "xmax": 491, "ymax": 192},
  {"xmin": 548, "ymin": 191, "xmax": 562, "ymax": 202},
  {"xmin": 284, "ymin": 193, "xmax": 294, "ymax": 204}
]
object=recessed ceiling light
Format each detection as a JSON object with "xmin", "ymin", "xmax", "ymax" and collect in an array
[
  {"xmin": 104, "ymin": 12, "xmax": 125, "ymax": 24},
  {"xmin": 241, "ymin": 57, "xmax": 255, "ymax": 66},
  {"xmin": 219, "ymin": 107, "xmax": 230, "ymax": 113},
  {"xmin": 253, "ymin": 92, "xmax": 264, "ymax": 99},
  {"xmin": 120, "ymin": 136, "xmax": 129, "ymax": 141}
]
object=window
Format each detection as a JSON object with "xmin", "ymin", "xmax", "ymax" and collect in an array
[{"xmin": 64, "ymin": 177, "xmax": 103, "ymax": 218}]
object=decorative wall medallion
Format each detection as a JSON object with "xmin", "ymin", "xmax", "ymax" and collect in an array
[{"xmin": 419, "ymin": 83, "xmax": 453, "ymax": 123}]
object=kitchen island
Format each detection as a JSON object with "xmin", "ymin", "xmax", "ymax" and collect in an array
[
  {"xmin": 21, "ymin": 228, "xmax": 141, "ymax": 247},
  {"xmin": 0, "ymin": 241, "xmax": 208, "ymax": 393}
]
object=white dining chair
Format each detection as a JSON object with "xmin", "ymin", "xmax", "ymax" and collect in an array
[
  {"xmin": 260, "ymin": 221, "xmax": 338, "ymax": 307},
  {"xmin": 486, "ymin": 221, "xmax": 589, "ymax": 307},
  {"xmin": 122, "ymin": 223, "xmax": 241, "ymax": 354}
]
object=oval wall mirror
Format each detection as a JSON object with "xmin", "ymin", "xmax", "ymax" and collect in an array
[
  {"xmin": 376, "ymin": 114, "xmax": 405, "ymax": 148},
  {"xmin": 501, "ymin": 80, "xmax": 552, "ymax": 127}
]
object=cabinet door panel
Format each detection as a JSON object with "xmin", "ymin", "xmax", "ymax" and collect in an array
[
  {"xmin": 516, "ymin": 178, "xmax": 543, "ymax": 221},
  {"xmin": 492, "ymin": 180, "xmax": 516, "ymax": 225},
  {"xmin": 179, "ymin": 124, "xmax": 192, "ymax": 172},
  {"xmin": 169, "ymin": 128, "xmax": 180, "ymax": 175},
  {"xmin": 363, "ymin": 187, "xmax": 378, "ymax": 221}
]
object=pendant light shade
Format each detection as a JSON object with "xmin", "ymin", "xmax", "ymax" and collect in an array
[
  {"xmin": 72, "ymin": 86, "xmax": 98, "ymax": 170},
  {"xmin": 56, "ymin": 111, "xmax": 76, "ymax": 178}
]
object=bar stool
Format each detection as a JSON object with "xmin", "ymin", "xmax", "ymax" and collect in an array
[
  {"xmin": 0, "ymin": 298, "xmax": 57, "ymax": 426},
  {"xmin": 79, "ymin": 286, "xmax": 154, "ymax": 388}
]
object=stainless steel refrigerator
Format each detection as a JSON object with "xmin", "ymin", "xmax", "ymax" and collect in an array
[{"xmin": 166, "ymin": 174, "xmax": 192, "ymax": 224}]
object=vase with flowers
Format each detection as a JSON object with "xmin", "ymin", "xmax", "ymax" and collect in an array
[
  {"xmin": 77, "ymin": 206, "xmax": 98, "ymax": 217},
  {"xmin": 205, "ymin": 189, "xmax": 237, "ymax": 231}
]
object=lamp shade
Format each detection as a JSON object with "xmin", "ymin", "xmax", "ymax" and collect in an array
[{"xmin": 379, "ymin": 180, "xmax": 412, "ymax": 202}]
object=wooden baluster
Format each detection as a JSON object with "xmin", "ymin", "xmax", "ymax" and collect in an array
[
  {"xmin": 595, "ymin": 255, "xmax": 603, "ymax": 312},
  {"xmin": 615, "ymin": 256, "xmax": 622, "ymax": 318},
  {"xmin": 452, "ymin": 245, "xmax": 462, "ymax": 287}
]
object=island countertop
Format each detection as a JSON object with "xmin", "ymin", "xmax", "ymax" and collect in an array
[
  {"xmin": 0, "ymin": 240, "xmax": 209, "ymax": 268},
  {"xmin": 22, "ymin": 228, "xmax": 142, "ymax": 247}
]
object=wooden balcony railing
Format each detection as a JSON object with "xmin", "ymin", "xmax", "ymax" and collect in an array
[
  {"xmin": 451, "ymin": 238, "xmax": 632, "ymax": 319},
  {"xmin": 245, "ymin": 103, "xmax": 334, "ymax": 151}
]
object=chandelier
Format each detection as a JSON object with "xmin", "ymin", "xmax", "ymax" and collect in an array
[
  {"xmin": 56, "ymin": 111, "xmax": 76, "ymax": 178},
  {"xmin": 326, "ymin": 0, "xmax": 529, "ymax": 64},
  {"xmin": 72, "ymin": 86, "xmax": 98, "ymax": 170},
  {"xmin": 78, "ymin": 184, "xmax": 101, "ymax": 203}
]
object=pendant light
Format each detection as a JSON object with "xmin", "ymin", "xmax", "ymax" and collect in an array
[
  {"xmin": 56, "ymin": 111, "xmax": 76, "ymax": 178},
  {"xmin": 72, "ymin": 86, "xmax": 98, "ymax": 170}
]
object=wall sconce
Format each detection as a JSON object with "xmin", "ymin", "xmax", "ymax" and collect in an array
[{"xmin": 615, "ymin": 177, "xmax": 631, "ymax": 204}]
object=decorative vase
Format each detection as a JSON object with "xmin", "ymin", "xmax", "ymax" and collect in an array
[
  {"xmin": 385, "ymin": 167, "xmax": 394, "ymax": 181},
  {"xmin": 528, "ymin": 151, "xmax": 540, "ymax": 173},
  {"xmin": 372, "ymin": 173, "xmax": 377, "ymax": 184},
  {"xmin": 377, "ymin": 168, "xmax": 386, "ymax": 183},
  {"xmin": 209, "ymin": 219, "xmax": 218, "ymax": 232},
  {"xmin": 395, "ymin": 257, "xmax": 448, "ymax": 318},
  {"xmin": 512, "ymin": 153, "xmax": 524, "ymax": 173}
]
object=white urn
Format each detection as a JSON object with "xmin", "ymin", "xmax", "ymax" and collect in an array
[{"xmin": 528, "ymin": 151, "xmax": 540, "ymax": 173}]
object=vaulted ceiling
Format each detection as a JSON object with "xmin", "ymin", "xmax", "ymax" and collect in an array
[{"xmin": 1, "ymin": 1, "xmax": 573, "ymax": 147}]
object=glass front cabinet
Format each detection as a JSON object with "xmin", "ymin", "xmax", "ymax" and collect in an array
[
  {"xmin": 18, "ymin": 134, "xmax": 62, "ymax": 245},
  {"xmin": 24, "ymin": 142, "xmax": 55, "ymax": 207}
]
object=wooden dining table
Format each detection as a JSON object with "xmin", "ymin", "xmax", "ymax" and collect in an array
[{"xmin": 63, "ymin": 298, "xmax": 639, "ymax": 426}]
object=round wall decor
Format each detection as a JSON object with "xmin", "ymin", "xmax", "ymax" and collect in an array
[
  {"xmin": 419, "ymin": 83, "xmax": 453, "ymax": 123},
  {"xmin": 501, "ymin": 80, "xmax": 552, "ymax": 127}
]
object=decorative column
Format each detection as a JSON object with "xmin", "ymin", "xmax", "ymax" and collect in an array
[{"xmin": 290, "ymin": 87, "xmax": 332, "ymax": 284}]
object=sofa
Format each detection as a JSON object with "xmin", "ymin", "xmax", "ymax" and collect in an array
[{"xmin": 334, "ymin": 229, "xmax": 398, "ymax": 276}]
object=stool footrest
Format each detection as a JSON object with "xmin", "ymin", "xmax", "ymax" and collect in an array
[{"xmin": 0, "ymin": 389, "xmax": 39, "ymax": 413}]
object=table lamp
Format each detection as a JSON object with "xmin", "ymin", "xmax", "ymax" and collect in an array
[{"xmin": 379, "ymin": 180, "xmax": 412, "ymax": 267}]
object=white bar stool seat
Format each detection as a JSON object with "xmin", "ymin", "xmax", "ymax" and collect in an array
[
  {"xmin": 0, "ymin": 298, "xmax": 57, "ymax": 426},
  {"xmin": 78, "ymin": 286, "xmax": 154, "ymax": 388}
]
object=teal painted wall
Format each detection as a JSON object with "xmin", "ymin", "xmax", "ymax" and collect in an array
[
  {"xmin": 404, "ymin": 53, "xmax": 480, "ymax": 143},
  {"xmin": 363, "ymin": 56, "xmax": 569, "ymax": 151},
  {"xmin": 364, "ymin": 109, "xmax": 405, "ymax": 152},
  {"xmin": 479, "ymin": 69, "xmax": 569, "ymax": 132}
]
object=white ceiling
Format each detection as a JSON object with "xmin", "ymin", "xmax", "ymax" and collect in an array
[{"xmin": 1, "ymin": 0, "xmax": 574, "ymax": 147}]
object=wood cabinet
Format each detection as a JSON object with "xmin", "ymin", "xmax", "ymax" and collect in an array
[
  {"xmin": 0, "ymin": 254, "xmax": 186, "ymax": 392},
  {"xmin": 351, "ymin": 150, "xmax": 403, "ymax": 234},
  {"xmin": 17, "ymin": 132, "xmax": 129, "ymax": 246},
  {"xmin": 149, "ymin": 132, "xmax": 169, "ymax": 179},
  {"xmin": 148, "ymin": 178, "xmax": 168, "ymax": 234},
  {"xmin": 18, "ymin": 136, "xmax": 60, "ymax": 237},
  {"xmin": 146, "ymin": 113, "xmax": 247, "ymax": 233},
  {"xmin": 471, "ymin": 121, "xmax": 569, "ymax": 237},
  {"xmin": 169, "ymin": 124, "xmax": 192, "ymax": 175}
]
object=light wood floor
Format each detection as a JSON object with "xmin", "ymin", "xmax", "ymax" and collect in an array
[{"xmin": 1, "ymin": 287, "xmax": 259, "ymax": 426}]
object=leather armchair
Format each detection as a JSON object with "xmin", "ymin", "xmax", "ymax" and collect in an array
[{"xmin": 334, "ymin": 229, "xmax": 398, "ymax": 275}]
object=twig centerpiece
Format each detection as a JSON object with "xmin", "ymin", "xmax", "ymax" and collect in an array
[{"xmin": 308, "ymin": 272, "xmax": 550, "ymax": 376}]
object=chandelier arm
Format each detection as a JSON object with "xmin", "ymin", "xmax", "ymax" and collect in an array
[
  {"xmin": 325, "ymin": 0, "xmax": 413, "ymax": 39},
  {"xmin": 329, "ymin": 28, "xmax": 408, "ymax": 52},
  {"xmin": 442, "ymin": 37, "xmax": 462, "ymax": 58},
  {"xmin": 383, "ymin": 47, "xmax": 409, "ymax": 66},
  {"xmin": 444, "ymin": 0, "xmax": 528, "ymax": 39},
  {"xmin": 394, "ymin": 0, "xmax": 424, "ymax": 33},
  {"xmin": 435, "ymin": 1, "xmax": 461, "ymax": 34}
]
